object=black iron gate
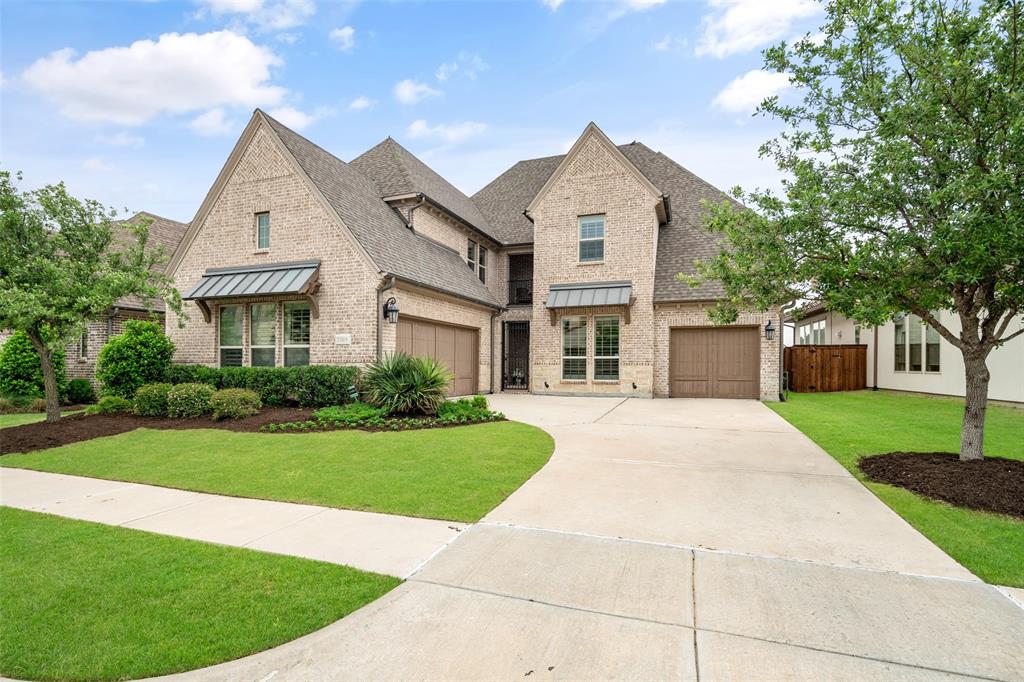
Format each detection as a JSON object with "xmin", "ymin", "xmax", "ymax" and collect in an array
[{"xmin": 502, "ymin": 321, "xmax": 529, "ymax": 390}]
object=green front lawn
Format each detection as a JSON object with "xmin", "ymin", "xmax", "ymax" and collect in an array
[
  {"xmin": 0, "ymin": 507, "xmax": 398, "ymax": 682},
  {"xmin": 768, "ymin": 391, "xmax": 1024, "ymax": 587},
  {"xmin": 0, "ymin": 410, "xmax": 82, "ymax": 429},
  {"xmin": 1, "ymin": 421, "xmax": 554, "ymax": 522}
]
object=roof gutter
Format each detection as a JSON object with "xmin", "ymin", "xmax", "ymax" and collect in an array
[
  {"xmin": 385, "ymin": 273, "xmax": 502, "ymax": 311},
  {"xmin": 661, "ymin": 193, "xmax": 672, "ymax": 225}
]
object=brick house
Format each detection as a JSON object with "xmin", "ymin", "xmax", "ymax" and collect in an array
[
  {"xmin": 166, "ymin": 111, "xmax": 781, "ymax": 400},
  {"xmin": 68, "ymin": 212, "xmax": 189, "ymax": 386}
]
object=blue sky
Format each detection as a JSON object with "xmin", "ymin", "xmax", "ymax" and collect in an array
[{"xmin": 0, "ymin": 0, "xmax": 823, "ymax": 223}]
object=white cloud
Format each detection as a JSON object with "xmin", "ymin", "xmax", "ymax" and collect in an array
[
  {"xmin": 653, "ymin": 34, "xmax": 687, "ymax": 51},
  {"xmin": 623, "ymin": 0, "xmax": 666, "ymax": 9},
  {"xmin": 83, "ymin": 157, "xmax": 113, "ymax": 172},
  {"xmin": 329, "ymin": 25, "xmax": 355, "ymax": 51},
  {"xmin": 276, "ymin": 32, "xmax": 300, "ymax": 44},
  {"xmin": 542, "ymin": 0, "xmax": 564, "ymax": 10},
  {"xmin": 267, "ymin": 105, "xmax": 317, "ymax": 129},
  {"xmin": 195, "ymin": 0, "xmax": 316, "ymax": 31},
  {"xmin": 436, "ymin": 61, "xmax": 458, "ymax": 82},
  {"xmin": 435, "ymin": 52, "xmax": 487, "ymax": 82},
  {"xmin": 189, "ymin": 108, "xmax": 238, "ymax": 136},
  {"xmin": 696, "ymin": 0, "xmax": 820, "ymax": 58},
  {"xmin": 95, "ymin": 132, "xmax": 145, "ymax": 148},
  {"xmin": 394, "ymin": 79, "xmax": 441, "ymax": 104},
  {"xmin": 22, "ymin": 31, "xmax": 286, "ymax": 125},
  {"xmin": 407, "ymin": 120, "xmax": 487, "ymax": 144},
  {"xmin": 348, "ymin": 95, "xmax": 376, "ymax": 111},
  {"xmin": 712, "ymin": 69, "xmax": 791, "ymax": 113}
]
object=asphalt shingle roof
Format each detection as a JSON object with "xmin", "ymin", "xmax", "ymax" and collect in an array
[
  {"xmin": 350, "ymin": 137, "xmax": 499, "ymax": 243},
  {"xmin": 112, "ymin": 211, "xmax": 189, "ymax": 312},
  {"xmin": 261, "ymin": 113, "xmax": 499, "ymax": 308},
  {"xmin": 471, "ymin": 142, "xmax": 735, "ymax": 302}
]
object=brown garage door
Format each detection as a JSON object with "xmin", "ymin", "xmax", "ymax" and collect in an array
[
  {"xmin": 396, "ymin": 317, "xmax": 479, "ymax": 396},
  {"xmin": 669, "ymin": 327, "xmax": 760, "ymax": 399}
]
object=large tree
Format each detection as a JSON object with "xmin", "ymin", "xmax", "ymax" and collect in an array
[
  {"xmin": 689, "ymin": 0, "xmax": 1023, "ymax": 461},
  {"xmin": 0, "ymin": 171, "xmax": 182, "ymax": 422}
]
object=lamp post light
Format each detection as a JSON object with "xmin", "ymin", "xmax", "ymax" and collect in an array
[{"xmin": 383, "ymin": 297, "xmax": 400, "ymax": 324}]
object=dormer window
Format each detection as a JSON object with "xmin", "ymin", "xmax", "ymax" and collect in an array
[
  {"xmin": 467, "ymin": 240, "xmax": 477, "ymax": 270},
  {"xmin": 478, "ymin": 246, "xmax": 487, "ymax": 283},
  {"xmin": 579, "ymin": 215, "xmax": 604, "ymax": 263},
  {"xmin": 256, "ymin": 212, "xmax": 271, "ymax": 250}
]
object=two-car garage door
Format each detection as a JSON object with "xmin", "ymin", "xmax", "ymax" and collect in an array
[
  {"xmin": 669, "ymin": 327, "xmax": 760, "ymax": 399},
  {"xmin": 396, "ymin": 317, "xmax": 479, "ymax": 396}
]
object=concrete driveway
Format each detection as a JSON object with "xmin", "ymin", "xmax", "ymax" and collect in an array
[{"xmin": 169, "ymin": 396, "xmax": 1024, "ymax": 682}]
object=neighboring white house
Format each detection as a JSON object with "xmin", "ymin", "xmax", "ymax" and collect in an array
[{"xmin": 787, "ymin": 305, "xmax": 1024, "ymax": 404}]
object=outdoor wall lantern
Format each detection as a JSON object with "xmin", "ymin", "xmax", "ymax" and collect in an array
[
  {"xmin": 383, "ymin": 297, "xmax": 400, "ymax": 324},
  {"xmin": 764, "ymin": 320, "xmax": 776, "ymax": 341}
]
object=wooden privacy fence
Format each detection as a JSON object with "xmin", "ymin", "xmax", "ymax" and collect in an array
[{"xmin": 784, "ymin": 345, "xmax": 868, "ymax": 393}]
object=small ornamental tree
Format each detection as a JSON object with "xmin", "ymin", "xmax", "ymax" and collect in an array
[
  {"xmin": 686, "ymin": 0, "xmax": 1023, "ymax": 461},
  {"xmin": 0, "ymin": 171, "xmax": 182, "ymax": 422},
  {"xmin": 96, "ymin": 320, "xmax": 176, "ymax": 398}
]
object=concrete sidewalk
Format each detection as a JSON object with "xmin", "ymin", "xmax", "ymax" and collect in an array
[{"xmin": 0, "ymin": 468, "xmax": 461, "ymax": 577}]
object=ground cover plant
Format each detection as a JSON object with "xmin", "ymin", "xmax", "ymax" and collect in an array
[
  {"xmin": 262, "ymin": 396, "xmax": 504, "ymax": 433},
  {"xmin": 0, "ymin": 507, "xmax": 398, "ymax": 682},
  {"xmin": 769, "ymin": 391, "xmax": 1024, "ymax": 586},
  {"xmin": 1, "ymin": 421, "xmax": 554, "ymax": 522}
]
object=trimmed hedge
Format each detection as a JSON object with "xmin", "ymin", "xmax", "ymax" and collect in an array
[
  {"xmin": 86, "ymin": 395, "xmax": 133, "ymax": 415},
  {"xmin": 165, "ymin": 365, "xmax": 359, "ymax": 408},
  {"xmin": 210, "ymin": 388, "xmax": 262, "ymax": 421},
  {"xmin": 96, "ymin": 321, "xmax": 175, "ymax": 399},
  {"xmin": 66, "ymin": 379, "xmax": 97, "ymax": 405},
  {"xmin": 134, "ymin": 383, "xmax": 173, "ymax": 417},
  {"xmin": 167, "ymin": 383, "xmax": 215, "ymax": 419}
]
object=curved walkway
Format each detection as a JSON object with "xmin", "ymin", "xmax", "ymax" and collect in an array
[{"xmin": 157, "ymin": 396, "xmax": 1023, "ymax": 681}]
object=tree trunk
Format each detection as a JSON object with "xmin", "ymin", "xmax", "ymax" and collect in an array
[
  {"xmin": 25, "ymin": 331, "xmax": 61, "ymax": 423},
  {"xmin": 959, "ymin": 352, "xmax": 990, "ymax": 462}
]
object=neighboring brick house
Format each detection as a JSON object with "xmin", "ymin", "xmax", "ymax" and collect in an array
[
  {"xmin": 167, "ymin": 111, "xmax": 781, "ymax": 400},
  {"xmin": 68, "ymin": 212, "xmax": 189, "ymax": 386}
]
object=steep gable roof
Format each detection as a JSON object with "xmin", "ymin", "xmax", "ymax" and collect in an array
[
  {"xmin": 260, "ymin": 113, "xmax": 499, "ymax": 308},
  {"xmin": 471, "ymin": 139, "xmax": 736, "ymax": 302},
  {"xmin": 112, "ymin": 211, "xmax": 189, "ymax": 312},
  {"xmin": 350, "ymin": 137, "xmax": 498, "ymax": 243}
]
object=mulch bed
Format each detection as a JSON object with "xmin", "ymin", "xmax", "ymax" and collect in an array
[
  {"xmin": 859, "ymin": 452, "xmax": 1024, "ymax": 519},
  {"xmin": 0, "ymin": 407, "xmax": 315, "ymax": 455}
]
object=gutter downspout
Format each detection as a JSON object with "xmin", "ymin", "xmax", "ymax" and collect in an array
[
  {"xmin": 376, "ymin": 276, "xmax": 396, "ymax": 360},
  {"xmin": 393, "ymin": 194, "xmax": 427, "ymax": 229},
  {"xmin": 490, "ymin": 310, "xmax": 498, "ymax": 394},
  {"xmin": 779, "ymin": 301, "xmax": 797, "ymax": 401}
]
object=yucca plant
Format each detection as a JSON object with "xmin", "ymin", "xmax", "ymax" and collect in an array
[{"xmin": 361, "ymin": 353, "xmax": 453, "ymax": 416}]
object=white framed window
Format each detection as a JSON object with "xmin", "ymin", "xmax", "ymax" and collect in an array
[
  {"xmin": 219, "ymin": 305, "xmax": 244, "ymax": 367},
  {"xmin": 467, "ymin": 240, "xmax": 477, "ymax": 270},
  {"xmin": 894, "ymin": 316, "xmax": 907, "ymax": 371},
  {"xmin": 478, "ymin": 246, "xmax": 487, "ymax": 283},
  {"xmin": 79, "ymin": 332, "xmax": 88, "ymax": 359},
  {"xmin": 284, "ymin": 301, "xmax": 310, "ymax": 366},
  {"xmin": 895, "ymin": 314, "xmax": 940, "ymax": 372},
  {"xmin": 256, "ymin": 212, "xmax": 270, "ymax": 250},
  {"xmin": 250, "ymin": 303, "xmax": 276, "ymax": 367},
  {"xmin": 925, "ymin": 322, "xmax": 940, "ymax": 372},
  {"xmin": 578, "ymin": 215, "xmax": 605, "ymax": 263},
  {"xmin": 561, "ymin": 315, "xmax": 587, "ymax": 380},
  {"xmin": 594, "ymin": 316, "xmax": 620, "ymax": 381},
  {"xmin": 797, "ymin": 319, "xmax": 825, "ymax": 345}
]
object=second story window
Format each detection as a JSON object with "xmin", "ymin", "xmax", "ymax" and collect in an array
[
  {"xmin": 256, "ymin": 212, "xmax": 271, "ymax": 250},
  {"xmin": 478, "ymin": 246, "xmax": 487, "ymax": 283},
  {"xmin": 579, "ymin": 215, "xmax": 605, "ymax": 263},
  {"xmin": 467, "ymin": 240, "xmax": 477, "ymax": 270}
]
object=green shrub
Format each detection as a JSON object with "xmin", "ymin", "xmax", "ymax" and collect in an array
[
  {"xmin": 438, "ymin": 396, "xmax": 492, "ymax": 421},
  {"xmin": 96, "ymin": 321, "xmax": 175, "ymax": 398},
  {"xmin": 210, "ymin": 388, "xmax": 262, "ymax": 421},
  {"xmin": 165, "ymin": 364, "xmax": 220, "ymax": 387},
  {"xmin": 134, "ymin": 382, "xmax": 173, "ymax": 417},
  {"xmin": 313, "ymin": 402, "xmax": 385, "ymax": 426},
  {"xmin": 164, "ymin": 364, "xmax": 359, "ymax": 408},
  {"xmin": 166, "ymin": 383, "xmax": 215, "ymax": 419},
  {"xmin": 66, "ymin": 379, "xmax": 97, "ymax": 405},
  {"xmin": 0, "ymin": 332, "xmax": 67, "ymax": 401},
  {"xmin": 86, "ymin": 395, "xmax": 134, "ymax": 415},
  {"xmin": 361, "ymin": 353, "xmax": 452, "ymax": 416}
]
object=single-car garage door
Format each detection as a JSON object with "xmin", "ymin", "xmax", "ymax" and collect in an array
[
  {"xmin": 397, "ymin": 317, "xmax": 479, "ymax": 396},
  {"xmin": 669, "ymin": 327, "xmax": 760, "ymax": 399}
]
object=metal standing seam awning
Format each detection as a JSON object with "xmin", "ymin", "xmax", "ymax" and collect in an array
[
  {"xmin": 183, "ymin": 260, "xmax": 321, "ymax": 322},
  {"xmin": 545, "ymin": 281, "xmax": 633, "ymax": 324}
]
